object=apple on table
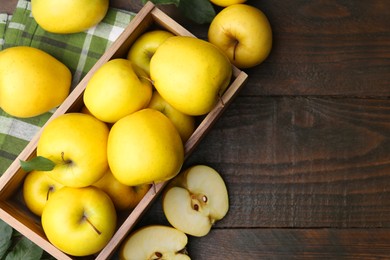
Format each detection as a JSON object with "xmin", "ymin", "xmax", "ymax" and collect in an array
[
  {"xmin": 31, "ymin": 0, "xmax": 109, "ymax": 34},
  {"xmin": 209, "ymin": 0, "xmax": 247, "ymax": 7},
  {"xmin": 0, "ymin": 46, "xmax": 71, "ymax": 118},
  {"xmin": 208, "ymin": 4, "xmax": 273, "ymax": 69},
  {"xmin": 163, "ymin": 165, "xmax": 229, "ymax": 237},
  {"xmin": 119, "ymin": 225, "xmax": 190, "ymax": 260}
]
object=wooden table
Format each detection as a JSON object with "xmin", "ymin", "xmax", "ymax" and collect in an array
[{"xmin": 2, "ymin": 0, "xmax": 390, "ymax": 259}]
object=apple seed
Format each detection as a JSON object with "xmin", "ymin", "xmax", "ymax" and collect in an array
[
  {"xmin": 193, "ymin": 203, "xmax": 199, "ymax": 211},
  {"xmin": 191, "ymin": 194, "xmax": 208, "ymax": 211}
]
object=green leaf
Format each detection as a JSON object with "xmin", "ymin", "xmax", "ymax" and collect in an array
[
  {"xmin": 20, "ymin": 156, "xmax": 56, "ymax": 172},
  {"xmin": 142, "ymin": 0, "xmax": 180, "ymax": 6},
  {"xmin": 0, "ymin": 220, "xmax": 13, "ymax": 259},
  {"xmin": 178, "ymin": 0, "xmax": 216, "ymax": 24},
  {"xmin": 5, "ymin": 236, "xmax": 43, "ymax": 260}
]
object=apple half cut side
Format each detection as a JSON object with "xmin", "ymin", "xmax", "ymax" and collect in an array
[
  {"xmin": 119, "ymin": 225, "xmax": 190, "ymax": 260},
  {"xmin": 163, "ymin": 165, "xmax": 229, "ymax": 237}
]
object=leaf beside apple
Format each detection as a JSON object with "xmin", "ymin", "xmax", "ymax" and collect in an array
[{"xmin": 20, "ymin": 156, "xmax": 55, "ymax": 172}]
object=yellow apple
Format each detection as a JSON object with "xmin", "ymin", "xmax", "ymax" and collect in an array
[
  {"xmin": 41, "ymin": 186, "xmax": 117, "ymax": 256},
  {"xmin": 150, "ymin": 36, "xmax": 232, "ymax": 116},
  {"xmin": 22, "ymin": 170, "xmax": 64, "ymax": 216},
  {"xmin": 147, "ymin": 90, "xmax": 196, "ymax": 143},
  {"xmin": 83, "ymin": 58, "xmax": 153, "ymax": 123},
  {"xmin": 31, "ymin": 0, "xmax": 109, "ymax": 34},
  {"xmin": 208, "ymin": 4, "xmax": 273, "ymax": 69},
  {"xmin": 80, "ymin": 105, "xmax": 93, "ymax": 116},
  {"xmin": 127, "ymin": 29, "xmax": 174, "ymax": 76},
  {"xmin": 0, "ymin": 46, "xmax": 71, "ymax": 118},
  {"xmin": 120, "ymin": 225, "xmax": 190, "ymax": 260},
  {"xmin": 210, "ymin": 0, "xmax": 247, "ymax": 7},
  {"xmin": 107, "ymin": 108, "xmax": 184, "ymax": 186},
  {"xmin": 163, "ymin": 165, "xmax": 229, "ymax": 237},
  {"xmin": 92, "ymin": 168, "xmax": 151, "ymax": 211},
  {"xmin": 37, "ymin": 113, "xmax": 109, "ymax": 188}
]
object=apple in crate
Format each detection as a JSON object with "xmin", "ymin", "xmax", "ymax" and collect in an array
[
  {"xmin": 147, "ymin": 90, "xmax": 195, "ymax": 143},
  {"xmin": 92, "ymin": 168, "xmax": 151, "ymax": 211},
  {"xmin": 41, "ymin": 186, "xmax": 117, "ymax": 256},
  {"xmin": 107, "ymin": 108, "xmax": 184, "ymax": 186},
  {"xmin": 83, "ymin": 58, "xmax": 153, "ymax": 123},
  {"xmin": 150, "ymin": 36, "xmax": 232, "ymax": 116},
  {"xmin": 119, "ymin": 225, "xmax": 190, "ymax": 260},
  {"xmin": 163, "ymin": 165, "xmax": 229, "ymax": 237},
  {"xmin": 34, "ymin": 113, "xmax": 110, "ymax": 187},
  {"xmin": 22, "ymin": 170, "xmax": 64, "ymax": 216},
  {"xmin": 127, "ymin": 29, "xmax": 174, "ymax": 76}
]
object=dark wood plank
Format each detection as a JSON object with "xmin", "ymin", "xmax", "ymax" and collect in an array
[
  {"xmin": 186, "ymin": 228, "xmax": 390, "ymax": 259},
  {"xmin": 138, "ymin": 97, "xmax": 390, "ymax": 228},
  {"xmin": 242, "ymin": 0, "xmax": 390, "ymax": 96},
  {"xmin": 189, "ymin": 96, "xmax": 390, "ymax": 228}
]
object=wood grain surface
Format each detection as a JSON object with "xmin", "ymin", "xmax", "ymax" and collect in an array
[{"xmin": 1, "ymin": 0, "xmax": 390, "ymax": 259}]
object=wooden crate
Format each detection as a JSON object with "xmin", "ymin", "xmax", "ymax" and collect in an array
[{"xmin": 0, "ymin": 2, "xmax": 248, "ymax": 260}]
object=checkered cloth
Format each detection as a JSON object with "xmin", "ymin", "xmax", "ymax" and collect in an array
[{"xmin": 0, "ymin": 0, "xmax": 136, "ymax": 174}]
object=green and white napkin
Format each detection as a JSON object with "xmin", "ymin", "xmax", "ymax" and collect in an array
[{"xmin": 0, "ymin": 0, "xmax": 136, "ymax": 174}]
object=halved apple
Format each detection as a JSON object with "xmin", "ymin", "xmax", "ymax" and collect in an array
[
  {"xmin": 162, "ymin": 165, "xmax": 229, "ymax": 237},
  {"xmin": 119, "ymin": 225, "xmax": 190, "ymax": 259}
]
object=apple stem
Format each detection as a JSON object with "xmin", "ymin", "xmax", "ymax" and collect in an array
[
  {"xmin": 46, "ymin": 186, "xmax": 54, "ymax": 201},
  {"xmin": 60, "ymin": 152, "xmax": 73, "ymax": 165},
  {"xmin": 83, "ymin": 215, "xmax": 102, "ymax": 235},
  {"xmin": 232, "ymin": 39, "xmax": 239, "ymax": 61},
  {"xmin": 178, "ymin": 247, "xmax": 189, "ymax": 255}
]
